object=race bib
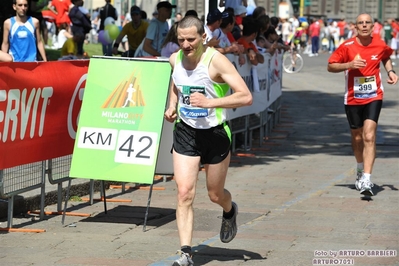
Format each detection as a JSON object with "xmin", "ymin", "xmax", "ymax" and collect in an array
[
  {"xmin": 17, "ymin": 30, "xmax": 28, "ymax": 38},
  {"xmin": 179, "ymin": 85, "xmax": 208, "ymax": 118},
  {"xmin": 353, "ymin": 76, "xmax": 377, "ymax": 99}
]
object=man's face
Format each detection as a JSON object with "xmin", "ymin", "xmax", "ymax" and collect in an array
[
  {"xmin": 159, "ymin": 7, "xmax": 173, "ymax": 19},
  {"xmin": 132, "ymin": 13, "xmax": 141, "ymax": 24},
  {"xmin": 177, "ymin": 26, "xmax": 205, "ymax": 57},
  {"xmin": 355, "ymin": 14, "xmax": 374, "ymax": 37},
  {"xmin": 13, "ymin": 0, "xmax": 28, "ymax": 17}
]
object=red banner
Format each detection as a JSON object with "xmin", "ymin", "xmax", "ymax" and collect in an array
[{"xmin": 0, "ymin": 60, "xmax": 89, "ymax": 169}]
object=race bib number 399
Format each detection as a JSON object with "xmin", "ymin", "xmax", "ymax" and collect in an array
[{"xmin": 354, "ymin": 76, "xmax": 377, "ymax": 99}]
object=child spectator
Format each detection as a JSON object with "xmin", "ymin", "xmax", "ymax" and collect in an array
[
  {"xmin": 234, "ymin": 5, "xmax": 247, "ymax": 33},
  {"xmin": 161, "ymin": 22, "xmax": 179, "ymax": 57}
]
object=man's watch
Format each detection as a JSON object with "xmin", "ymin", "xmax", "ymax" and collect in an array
[{"xmin": 387, "ymin": 69, "xmax": 396, "ymax": 75}]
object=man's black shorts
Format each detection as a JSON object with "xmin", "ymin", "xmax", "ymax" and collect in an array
[
  {"xmin": 173, "ymin": 121, "xmax": 231, "ymax": 164},
  {"xmin": 345, "ymin": 100, "xmax": 383, "ymax": 129}
]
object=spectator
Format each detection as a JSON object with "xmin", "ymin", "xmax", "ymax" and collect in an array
[
  {"xmin": 383, "ymin": 19, "xmax": 393, "ymax": 45},
  {"xmin": 28, "ymin": 0, "xmax": 49, "ymax": 48},
  {"xmin": 251, "ymin": 6, "xmax": 265, "ymax": 20},
  {"xmin": 337, "ymin": 17, "xmax": 347, "ymax": 40},
  {"xmin": 112, "ymin": 5, "xmax": 149, "ymax": 57},
  {"xmin": 184, "ymin": 10, "xmax": 198, "ymax": 18},
  {"xmin": 160, "ymin": 22, "xmax": 179, "ymax": 57},
  {"xmin": 237, "ymin": 17, "xmax": 264, "ymax": 65},
  {"xmin": 96, "ymin": 0, "xmax": 117, "ymax": 55},
  {"xmin": 308, "ymin": 19, "xmax": 320, "ymax": 56},
  {"xmin": 53, "ymin": 22, "xmax": 73, "ymax": 49},
  {"xmin": 47, "ymin": 0, "xmax": 72, "ymax": 28},
  {"xmin": 69, "ymin": 0, "xmax": 91, "ymax": 56},
  {"xmin": 391, "ymin": 18, "xmax": 399, "ymax": 58},
  {"xmin": 137, "ymin": 1, "xmax": 175, "ymax": 57},
  {"xmin": 346, "ymin": 21, "xmax": 356, "ymax": 39},
  {"xmin": 140, "ymin": 10, "xmax": 147, "ymax": 21},
  {"xmin": 257, "ymin": 14, "xmax": 270, "ymax": 39},
  {"xmin": 234, "ymin": 5, "xmax": 247, "ymax": 32},
  {"xmin": 152, "ymin": 10, "xmax": 158, "ymax": 20},
  {"xmin": 328, "ymin": 21, "xmax": 339, "ymax": 53},
  {"xmin": 204, "ymin": 9, "xmax": 226, "ymax": 48},
  {"xmin": 258, "ymin": 26, "xmax": 278, "ymax": 55},
  {"xmin": 213, "ymin": 11, "xmax": 245, "ymax": 64},
  {"xmin": 261, "ymin": 25, "xmax": 289, "ymax": 54},
  {"xmin": 59, "ymin": 32, "xmax": 84, "ymax": 59},
  {"xmin": 281, "ymin": 18, "xmax": 291, "ymax": 44},
  {"xmin": 1, "ymin": 0, "xmax": 47, "ymax": 62},
  {"xmin": 373, "ymin": 18, "xmax": 383, "ymax": 40},
  {"xmin": 174, "ymin": 12, "xmax": 182, "ymax": 22},
  {"xmin": 120, "ymin": 7, "xmax": 132, "ymax": 51}
]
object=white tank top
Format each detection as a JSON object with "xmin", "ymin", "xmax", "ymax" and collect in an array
[
  {"xmin": 172, "ymin": 48, "xmax": 230, "ymax": 129},
  {"xmin": 57, "ymin": 29, "xmax": 68, "ymax": 49}
]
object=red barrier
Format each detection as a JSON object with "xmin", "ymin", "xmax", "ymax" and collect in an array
[{"xmin": 0, "ymin": 60, "xmax": 89, "ymax": 169}]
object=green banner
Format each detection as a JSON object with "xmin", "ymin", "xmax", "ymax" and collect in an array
[{"xmin": 70, "ymin": 57, "xmax": 171, "ymax": 184}]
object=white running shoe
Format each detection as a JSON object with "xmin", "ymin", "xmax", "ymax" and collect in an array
[
  {"xmin": 355, "ymin": 171, "xmax": 363, "ymax": 191},
  {"xmin": 359, "ymin": 179, "xmax": 374, "ymax": 196},
  {"xmin": 173, "ymin": 251, "xmax": 193, "ymax": 266}
]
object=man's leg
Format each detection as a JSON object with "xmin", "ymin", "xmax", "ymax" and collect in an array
[
  {"xmin": 350, "ymin": 126, "xmax": 365, "ymax": 190},
  {"xmin": 205, "ymin": 153, "xmax": 238, "ymax": 243},
  {"xmin": 362, "ymin": 119, "xmax": 377, "ymax": 175},
  {"xmin": 173, "ymin": 151, "xmax": 201, "ymax": 248},
  {"xmin": 205, "ymin": 153, "xmax": 231, "ymax": 212},
  {"xmin": 350, "ymin": 127, "xmax": 364, "ymax": 164}
]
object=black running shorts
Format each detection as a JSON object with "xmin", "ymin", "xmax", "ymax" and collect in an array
[
  {"xmin": 173, "ymin": 121, "xmax": 231, "ymax": 164},
  {"xmin": 344, "ymin": 100, "xmax": 383, "ymax": 129}
]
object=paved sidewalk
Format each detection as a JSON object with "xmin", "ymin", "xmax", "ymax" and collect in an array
[{"xmin": 1, "ymin": 53, "xmax": 398, "ymax": 266}]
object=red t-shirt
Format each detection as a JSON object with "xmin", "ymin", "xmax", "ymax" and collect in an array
[
  {"xmin": 235, "ymin": 16, "xmax": 243, "ymax": 26},
  {"xmin": 337, "ymin": 21, "xmax": 346, "ymax": 36},
  {"xmin": 309, "ymin": 22, "xmax": 320, "ymax": 37},
  {"xmin": 227, "ymin": 32, "xmax": 235, "ymax": 43},
  {"xmin": 51, "ymin": 0, "xmax": 71, "ymax": 25},
  {"xmin": 328, "ymin": 37, "xmax": 393, "ymax": 105},
  {"xmin": 237, "ymin": 37, "xmax": 258, "ymax": 53}
]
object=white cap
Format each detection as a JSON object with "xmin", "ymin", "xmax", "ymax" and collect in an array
[{"xmin": 234, "ymin": 5, "xmax": 247, "ymax": 16}]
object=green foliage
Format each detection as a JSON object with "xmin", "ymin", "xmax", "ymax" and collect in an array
[
  {"xmin": 45, "ymin": 43, "xmax": 104, "ymax": 61},
  {"xmin": 69, "ymin": 195, "xmax": 82, "ymax": 201}
]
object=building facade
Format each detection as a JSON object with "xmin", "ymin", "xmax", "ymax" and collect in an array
[{"xmin": 86, "ymin": 0, "xmax": 399, "ymax": 24}]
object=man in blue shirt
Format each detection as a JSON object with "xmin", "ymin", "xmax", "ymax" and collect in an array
[
  {"xmin": 1, "ymin": 0, "xmax": 47, "ymax": 62},
  {"xmin": 141, "ymin": 1, "xmax": 176, "ymax": 56}
]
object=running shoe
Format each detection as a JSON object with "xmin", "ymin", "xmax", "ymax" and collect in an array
[
  {"xmin": 172, "ymin": 251, "xmax": 193, "ymax": 266},
  {"xmin": 220, "ymin": 202, "xmax": 238, "ymax": 243},
  {"xmin": 359, "ymin": 180, "xmax": 374, "ymax": 196},
  {"xmin": 355, "ymin": 170, "xmax": 363, "ymax": 191}
]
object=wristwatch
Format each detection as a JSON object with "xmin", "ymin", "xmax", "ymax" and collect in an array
[{"xmin": 387, "ymin": 69, "xmax": 396, "ymax": 75}]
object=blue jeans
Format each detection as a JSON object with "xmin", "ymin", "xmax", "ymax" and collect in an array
[
  {"xmin": 102, "ymin": 43, "xmax": 113, "ymax": 56},
  {"xmin": 311, "ymin": 36, "xmax": 319, "ymax": 54},
  {"xmin": 329, "ymin": 38, "xmax": 335, "ymax": 52}
]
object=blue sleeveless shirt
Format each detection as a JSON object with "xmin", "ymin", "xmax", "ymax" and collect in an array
[{"xmin": 9, "ymin": 16, "xmax": 37, "ymax": 62}]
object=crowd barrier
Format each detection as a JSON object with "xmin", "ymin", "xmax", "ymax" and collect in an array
[{"xmin": 0, "ymin": 50, "xmax": 283, "ymax": 228}]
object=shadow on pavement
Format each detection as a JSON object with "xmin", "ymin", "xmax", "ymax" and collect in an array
[
  {"xmin": 79, "ymin": 205, "xmax": 176, "ymax": 227},
  {"xmin": 192, "ymin": 245, "xmax": 267, "ymax": 265}
]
